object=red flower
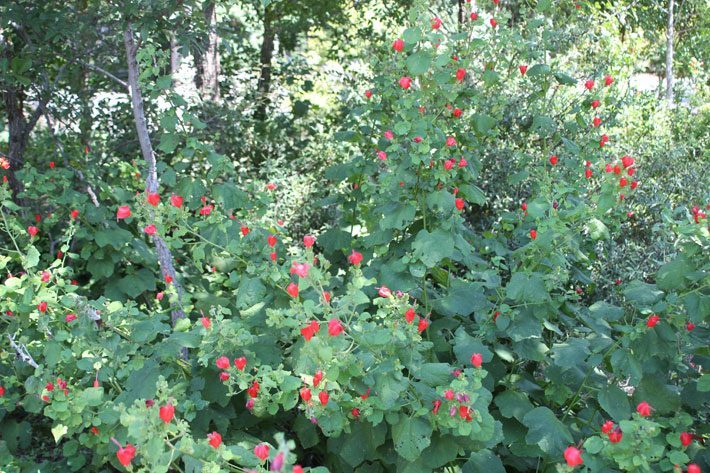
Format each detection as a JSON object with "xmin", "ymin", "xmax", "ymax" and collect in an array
[
  {"xmin": 301, "ymin": 320, "xmax": 320, "ymax": 341},
  {"xmin": 646, "ymin": 315, "xmax": 660, "ymax": 328},
  {"xmin": 200, "ymin": 317, "xmax": 211, "ymax": 329},
  {"xmin": 300, "ymin": 387, "xmax": 312, "ymax": 402},
  {"xmin": 529, "ymin": 229, "xmax": 537, "ymax": 240},
  {"xmin": 687, "ymin": 464, "xmax": 701, "ymax": 473},
  {"xmin": 549, "ymin": 155, "xmax": 558, "ymax": 165},
  {"xmin": 70, "ymin": 209, "xmax": 79, "ymax": 219},
  {"xmin": 680, "ymin": 432, "xmax": 693, "ymax": 447},
  {"xmin": 432, "ymin": 399, "xmax": 442, "ymax": 413},
  {"xmin": 405, "ymin": 308, "xmax": 416, "ymax": 324},
  {"xmin": 601, "ymin": 420, "xmax": 614, "ymax": 433},
  {"xmin": 470, "ymin": 12, "xmax": 478, "ymax": 20},
  {"xmin": 116, "ymin": 443, "xmax": 137, "ymax": 467},
  {"xmin": 313, "ymin": 370, "xmax": 324, "ymax": 387},
  {"xmin": 219, "ymin": 372, "xmax": 229, "ymax": 382},
  {"xmin": 65, "ymin": 313, "xmax": 77, "ymax": 323},
  {"xmin": 636, "ymin": 401, "xmax": 652, "ymax": 417},
  {"xmin": 585, "ymin": 168, "xmax": 593, "ymax": 179},
  {"xmin": 267, "ymin": 235, "xmax": 277, "ymax": 247},
  {"xmin": 351, "ymin": 407, "xmax": 360, "ymax": 418},
  {"xmin": 290, "ymin": 261, "xmax": 311, "ymax": 278},
  {"xmin": 471, "ymin": 353, "xmax": 483, "ymax": 368},
  {"xmin": 207, "ymin": 431, "xmax": 222, "ymax": 448},
  {"xmin": 116, "ymin": 206, "xmax": 131, "ymax": 219},
  {"xmin": 147, "ymin": 192, "xmax": 160, "ymax": 206},
  {"xmin": 456, "ymin": 68, "xmax": 466, "ymax": 82},
  {"xmin": 318, "ymin": 390, "xmax": 330, "ymax": 406},
  {"xmin": 216, "ymin": 356, "xmax": 230, "ymax": 369},
  {"xmin": 399, "ymin": 77, "xmax": 412, "ymax": 89},
  {"xmin": 378, "ymin": 286, "xmax": 392, "ymax": 298},
  {"xmin": 686, "ymin": 322, "xmax": 695, "ymax": 331},
  {"xmin": 608, "ymin": 429, "xmax": 622, "ymax": 443},
  {"xmin": 604, "ymin": 75, "xmax": 614, "ymax": 86},
  {"xmin": 287, "ymin": 282, "xmax": 299, "ymax": 298},
  {"xmin": 591, "ymin": 100, "xmax": 600, "ymax": 109},
  {"xmin": 452, "ymin": 108, "xmax": 462, "ymax": 118},
  {"xmin": 519, "ymin": 65, "xmax": 528, "ymax": 75},
  {"xmin": 364, "ymin": 90, "xmax": 372, "ymax": 99},
  {"xmin": 143, "ymin": 224, "xmax": 156, "ymax": 235},
  {"xmin": 431, "ymin": 17, "xmax": 442, "ymax": 29},
  {"xmin": 170, "ymin": 194, "xmax": 183, "ymax": 207},
  {"xmin": 27, "ymin": 226, "xmax": 39, "ymax": 237},
  {"xmin": 392, "ymin": 38, "xmax": 404, "ymax": 52},
  {"xmin": 159, "ymin": 403, "xmax": 175, "ymax": 423},
  {"xmin": 328, "ymin": 318, "xmax": 344, "ymax": 336},
  {"xmin": 38, "ymin": 301, "xmax": 48, "ymax": 313},
  {"xmin": 199, "ymin": 204, "xmax": 213, "ymax": 216},
  {"xmin": 417, "ymin": 317, "xmax": 429, "ymax": 333},
  {"xmin": 303, "ymin": 235, "xmax": 316, "ymax": 248},
  {"xmin": 348, "ymin": 250, "xmax": 363, "ymax": 265},
  {"xmin": 234, "ymin": 357, "xmax": 247, "ymax": 370},
  {"xmin": 247, "ymin": 381, "xmax": 260, "ymax": 398},
  {"xmin": 593, "ymin": 117, "xmax": 601, "ymax": 127},
  {"xmin": 584, "ymin": 79, "xmax": 595, "ymax": 90},
  {"xmin": 254, "ymin": 443, "xmax": 270, "ymax": 461},
  {"xmin": 563, "ymin": 446, "xmax": 583, "ymax": 467}
]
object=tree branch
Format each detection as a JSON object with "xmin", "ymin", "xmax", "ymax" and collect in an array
[{"xmin": 7, "ymin": 334, "xmax": 39, "ymax": 369}]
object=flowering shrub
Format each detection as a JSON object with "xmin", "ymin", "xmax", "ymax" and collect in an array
[{"xmin": 0, "ymin": 1, "xmax": 707, "ymax": 472}]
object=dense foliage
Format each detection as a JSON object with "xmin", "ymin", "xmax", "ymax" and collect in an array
[{"xmin": 1, "ymin": 0, "xmax": 708, "ymax": 472}]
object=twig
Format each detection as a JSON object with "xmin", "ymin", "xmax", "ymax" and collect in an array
[{"xmin": 7, "ymin": 334, "xmax": 39, "ymax": 368}]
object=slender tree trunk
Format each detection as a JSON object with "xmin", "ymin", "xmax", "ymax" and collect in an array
[
  {"xmin": 255, "ymin": 7, "xmax": 275, "ymax": 121},
  {"xmin": 3, "ymin": 84, "xmax": 28, "ymax": 201},
  {"xmin": 201, "ymin": 1, "xmax": 220, "ymax": 101},
  {"xmin": 458, "ymin": 0, "xmax": 465, "ymax": 26},
  {"xmin": 665, "ymin": 0, "xmax": 674, "ymax": 105},
  {"xmin": 124, "ymin": 24, "xmax": 186, "ymax": 325}
]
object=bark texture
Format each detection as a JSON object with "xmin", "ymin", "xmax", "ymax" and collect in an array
[{"xmin": 124, "ymin": 24, "xmax": 186, "ymax": 325}]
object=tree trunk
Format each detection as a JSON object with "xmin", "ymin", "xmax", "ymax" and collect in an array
[
  {"xmin": 458, "ymin": 0, "xmax": 465, "ymax": 26},
  {"xmin": 124, "ymin": 24, "xmax": 186, "ymax": 326},
  {"xmin": 255, "ymin": 7, "xmax": 275, "ymax": 121},
  {"xmin": 665, "ymin": 0, "xmax": 674, "ymax": 105},
  {"xmin": 3, "ymin": 83, "xmax": 28, "ymax": 201},
  {"xmin": 201, "ymin": 1, "xmax": 220, "ymax": 101}
]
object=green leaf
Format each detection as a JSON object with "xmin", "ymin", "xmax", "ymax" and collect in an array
[
  {"xmin": 636, "ymin": 377, "xmax": 681, "ymax": 414},
  {"xmin": 586, "ymin": 218, "xmax": 610, "ymax": 240},
  {"xmin": 402, "ymin": 27, "xmax": 422, "ymax": 44},
  {"xmin": 532, "ymin": 115, "xmax": 556, "ymax": 136},
  {"xmin": 527, "ymin": 64, "xmax": 551, "ymax": 77},
  {"xmin": 25, "ymin": 246, "xmax": 40, "ymax": 268},
  {"xmin": 583, "ymin": 436, "xmax": 604, "ymax": 454},
  {"xmin": 463, "ymin": 449, "xmax": 505, "ymax": 473},
  {"xmin": 698, "ymin": 375, "xmax": 710, "ymax": 392},
  {"xmin": 656, "ymin": 256, "xmax": 691, "ymax": 291},
  {"xmin": 554, "ymin": 71, "xmax": 577, "ymax": 85},
  {"xmin": 506, "ymin": 272, "xmax": 549, "ymax": 304},
  {"xmin": 473, "ymin": 114, "xmax": 497, "ymax": 135},
  {"xmin": 158, "ymin": 133, "xmax": 180, "ymax": 153},
  {"xmin": 379, "ymin": 203, "xmax": 416, "ymax": 230},
  {"xmin": 623, "ymin": 281, "xmax": 664, "ymax": 306},
  {"xmin": 415, "ymin": 363, "xmax": 453, "ymax": 386},
  {"xmin": 392, "ymin": 416, "xmax": 432, "ymax": 462},
  {"xmin": 79, "ymin": 388, "xmax": 104, "ymax": 407},
  {"xmin": 522, "ymin": 407, "xmax": 573, "ymax": 455},
  {"xmin": 453, "ymin": 327, "xmax": 493, "ymax": 366},
  {"xmin": 51, "ymin": 424, "xmax": 68, "ymax": 443},
  {"xmin": 551, "ymin": 338, "xmax": 590, "ymax": 369},
  {"xmin": 406, "ymin": 51, "xmax": 433, "ymax": 75},
  {"xmin": 495, "ymin": 391, "xmax": 533, "ymax": 421},
  {"xmin": 432, "ymin": 279, "xmax": 490, "ymax": 317},
  {"xmin": 412, "ymin": 229, "xmax": 454, "ymax": 268},
  {"xmin": 598, "ymin": 385, "xmax": 631, "ymax": 421}
]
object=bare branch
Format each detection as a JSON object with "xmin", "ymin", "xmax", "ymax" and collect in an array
[
  {"xmin": 7, "ymin": 334, "xmax": 39, "ymax": 369},
  {"xmin": 78, "ymin": 60, "xmax": 129, "ymax": 89}
]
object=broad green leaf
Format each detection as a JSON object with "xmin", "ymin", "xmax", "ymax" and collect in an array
[
  {"xmin": 656, "ymin": 256, "xmax": 690, "ymax": 291},
  {"xmin": 463, "ymin": 449, "xmax": 505, "ymax": 473},
  {"xmin": 623, "ymin": 281, "xmax": 664, "ymax": 306},
  {"xmin": 392, "ymin": 416, "xmax": 432, "ymax": 462},
  {"xmin": 506, "ymin": 272, "xmax": 549, "ymax": 304},
  {"xmin": 495, "ymin": 391, "xmax": 533, "ymax": 421},
  {"xmin": 412, "ymin": 229, "xmax": 454, "ymax": 268},
  {"xmin": 522, "ymin": 407, "xmax": 573, "ymax": 455},
  {"xmin": 598, "ymin": 385, "xmax": 631, "ymax": 421},
  {"xmin": 406, "ymin": 51, "xmax": 433, "ymax": 75}
]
